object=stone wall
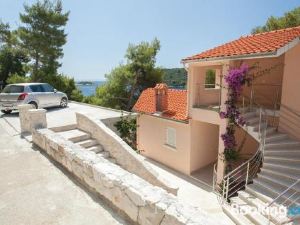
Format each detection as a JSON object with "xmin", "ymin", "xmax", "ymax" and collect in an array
[
  {"xmin": 76, "ymin": 113, "xmax": 178, "ymax": 195},
  {"xmin": 32, "ymin": 128, "xmax": 225, "ymax": 225}
]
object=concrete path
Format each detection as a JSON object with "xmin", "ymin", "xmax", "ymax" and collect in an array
[
  {"xmin": 0, "ymin": 118, "xmax": 129, "ymax": 225},
  {"xmin": 1, "ymin": 102, "xmax": 124, "ymax": 132}
]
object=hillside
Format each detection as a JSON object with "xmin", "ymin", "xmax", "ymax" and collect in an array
[{"xmin": 162, "ymin": 68, "xmax": 187, "ymax": 89}]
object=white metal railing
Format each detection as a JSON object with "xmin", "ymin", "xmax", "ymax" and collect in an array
[{"xmin": 215, "ymin": 92, "xmax": 270, "ymax": 203}]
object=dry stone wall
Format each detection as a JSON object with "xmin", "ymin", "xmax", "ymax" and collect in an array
[
  {"xmin": 76, "ymin": 112, "xmax": 178, "ymax": 195},
  {"xmin": 32, "ymin": 128, "xmax": 225, "ymax": 225}
]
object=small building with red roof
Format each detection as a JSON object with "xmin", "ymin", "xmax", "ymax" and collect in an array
[{"xmin": 133, "ymin": 26, "xmax": 300, "ymax": 181}]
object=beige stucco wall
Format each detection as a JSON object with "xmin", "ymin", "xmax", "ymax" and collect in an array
[
  {"xmin": 233, "ymin": 56, "xmax": 284, "ymax": 109},
  {"xmin": 190, "ymin": 120, "xmax": 219, "ymax": 173},
  {"xmin": 137, "ymin": 114, "xmax": 192, "ymax": 175},
  {"xmin": 279, "ymin": 43, "xmax": 300, "ymax": 141}
]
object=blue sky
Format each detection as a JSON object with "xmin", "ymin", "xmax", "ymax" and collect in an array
[{"xmin": 1, "ymin": 0, "xmax": 300, "ymax": 81}]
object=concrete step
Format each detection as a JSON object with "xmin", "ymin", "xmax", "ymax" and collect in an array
[
  {"xmin": 86, "ymin": 145, "xmax": 104, "ymax": 153},
  {"xmin": 257, "ymin": 172, "xmax": 300, "ymax": 193},
  {"xmin": 243, "ymin": 111, "xmax": 258, "ymax": 120},
  {"xmin": 261, "ymin": 166, "xmax": 300, "ymax": 180},
  {"xmin": 231, "ymin": 196, "xmax": 274, "ymax": 225},
  {"xmin": 264, "ymin": 141, "xmax": 300, "ymax": 150},
  {"xmin": 97, "ymin": 151, "xmax": 110, "ymax": 158},
  {"xmin": 50, "ymin": 124, "xmax": 77, "ymax": 132},
  {"xmin": 75, "ymin": 139, "xmax": 98, "ymax": 148},
  {"xmin": 264, "ymin": 156, "xmax": 300, "ymax": 167},
  {"xmin": 264, "ymin": 149, "xmax": 300, "ymax": 158},
  {"xmin": 265, "ymin": 133, "xmax": 289, "ymax": 143},
  {"xmin": 57, "ymin": 129, "xmax": 90, "ymax": 142},
  {"xmin": 223, "ymin": 204, "xmax": 254, "ymax": 225},
  {"xmin": 263, "ymin": 161, "xmax": 300, "ymax": 174},
  {"xmin": 246, "ymin": 117, "xmax": 260, "ymax": 126},
  {"xmin": 238, "ymin": 191, "xmax": 287, "ymax": 225},
  {"xmin": 246, "ymin": 184, "xmax": 274, "ymax": 204},
  {"xmin": 253, "ymin": 178, "xmax": 300, "ymax": 205}
]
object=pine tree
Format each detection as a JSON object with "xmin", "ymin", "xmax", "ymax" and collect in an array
[{"xmin": 18, "ymin": 0, "xmax": 69, "ymax": 80}]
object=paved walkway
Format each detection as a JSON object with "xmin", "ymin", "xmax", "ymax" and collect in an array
[
  {"xmin": 0, "ymin": 118, "xmax": 129, "ymax": 225},
  {"xmin": 1, "ymin": 102, "xmax": 124, "ymax": 132}
]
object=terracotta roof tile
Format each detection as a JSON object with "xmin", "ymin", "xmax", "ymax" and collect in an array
[
  {"xmin": 133, "ymin": 87, "xmax": 188, "ymax": 122},
  {"xmin": 183, "ymin": 26, "xmax": 300, "ymax": 62}
]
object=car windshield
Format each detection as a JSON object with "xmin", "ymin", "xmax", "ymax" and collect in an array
[{"xmin": 1, "ymin": 85, "xmax": 24, "ymax": 93}]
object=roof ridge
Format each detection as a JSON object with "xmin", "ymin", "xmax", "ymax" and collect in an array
[{"xmin": 247, "ymin": 25, "xmax": 300, "ymax": 37}]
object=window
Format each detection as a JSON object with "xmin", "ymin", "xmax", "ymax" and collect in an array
[
  {"xmin": 2, "ymin": 85, "xmax": 24, "ymax": 93},
  {"xmin": 42, "ymin": 84, "xmax": 54, "ymax": 92},
  {"xmin": 166, "ymin": 127, "xmax": 176, "ymax": 148},
  {"xmin": 29, "ymin": 85, "xmax": 44, "ymax": 92},
  {"xmin": 205, "ymin": 69, "xmax": 216, "ymax": 89}
]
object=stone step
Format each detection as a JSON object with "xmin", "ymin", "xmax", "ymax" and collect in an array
[
  {"xmin": 264, "ymin": 149, "xmax": 300, "ymax": 158},
  {"xmin": 246, "ymin": 184, "xmax": 274, "ymax": 204},
  {"xmin": 264, "ymin": 141, "xmax": 300, "ymax": 150},
  {"xmin": 50, "ymin": 124, "xmax": 77, "ymax": 132},
  {"xmin": 253, "ymin": 178, "xmax": 300, "ymax": 205},
  {"xmin": 263, "ymin": 161, "xmax": 300, "ymax": 174},
  {"xmin": 97, "ymin": 151, "xmax": 110, "ymax": 158},
  {"xmin": 257, "ymin": 172, "xmax": 300, "ymax": 193},
  {"xmin": 243, "ymin": 111, "xmax": 257, "ymax": 120},
  {"xmin": 264, "ymin": 156, "xmax": 300, "ymax": 167},
  {"xmin": 57, "ymin": 129, "xmax": 90, "ymax": 142},
  {"xmin": 238, "ymin": 191, "xmax": 287, "ymax": 225},
  {"xmin": 261, "ymin": 166, "xmax": 300, "ymax": 180},
  {"xmin": 86, "ymin": 145, "xmax": 104, "ymax": 153},
  {"xmin": 223, "ymin": 204, "xmax": 254, "ymax": 225},
  {"xmin": 75, "ymin": 138, "xmax": 98, "ymax": 148},
  {"xmin": 246, "ymin": 117, "xmax": 260, "ymax": 126},
  {"xmin": 231, "ymin": 196, "xmax": 274, "ymax": 225},
  {"xmin": 265, "ymin": 133, "xmax": 289, "ymax": 143}
]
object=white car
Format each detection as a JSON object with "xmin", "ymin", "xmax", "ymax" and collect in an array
[{"xmin": 0, "ymin": 83, "xmax": 68, "ymax": 114}]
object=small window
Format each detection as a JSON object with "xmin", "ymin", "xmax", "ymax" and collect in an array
[
  {"xmin": 205, "ymin": 69, "xmax": 216, "ymax": 88},
  {"xmin": 42, "ymin": 84, "xmax": 54, "ymax": 92},
  {"xmin": 30, "ymin": 85, "xmax": 43, "ymax": 92},
  {"xmin": 166, "ymin": 127, "xmax": 176, "ymax": 148}
]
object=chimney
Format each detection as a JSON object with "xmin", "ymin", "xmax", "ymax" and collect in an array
[{"xmin": 154, "ymin": 83, "xmax": 168, "ymax": 112}]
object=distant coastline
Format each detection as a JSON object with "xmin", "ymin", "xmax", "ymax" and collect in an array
[{"xmin": 76, "ymin": 80, "xmax": 106, "ymax": 96}]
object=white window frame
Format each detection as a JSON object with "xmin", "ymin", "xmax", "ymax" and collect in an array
[{"xmin": 165, "ymin": 127, "xmax": 176, "ymax": 149}]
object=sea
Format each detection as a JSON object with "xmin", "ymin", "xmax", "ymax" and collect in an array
[{"xmin": 76, "ymin": 81, "xmax": 106, "ymax": 96}]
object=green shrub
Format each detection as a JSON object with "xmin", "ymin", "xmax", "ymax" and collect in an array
[{"xmin": 6, "ymin": 74, "xmax": 31, "ymax": 84}]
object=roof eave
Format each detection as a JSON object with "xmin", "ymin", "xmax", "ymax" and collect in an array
[{"xmin": 181, "ymin": 37, "xmax": 300, "ymax": 65}]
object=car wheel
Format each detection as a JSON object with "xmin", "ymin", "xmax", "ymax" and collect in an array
[
  {"xmin": 29, "ymin": 102, "xmax": 38, "ymax": 109},
  {"xmin": 1, "ymin": 110, "xmax": 12, "ymax": 114},
  {"xmin": 60, "ymin": 97, "xmax": 68, "ymax": 108}
]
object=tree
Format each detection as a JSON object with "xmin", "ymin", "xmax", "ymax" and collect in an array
[
  {"xmin": 94, "ymin": 39, "xmax": 163, "ymax": 110},
  {"xmin": 18, "ymin": 0, "xmax": 69, "ymax": 79},
  {"xmin": 0, "ymin": 22, "xmax": 29, "ymax": 84},
  {"xmin": 252, "ymin": 7, "xmax": 300, "ymax": 34}
]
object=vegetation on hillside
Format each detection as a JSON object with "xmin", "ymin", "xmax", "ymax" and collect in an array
[
  {"xmin": 162, "ymin": 68, "xmax": 187, "ymax": 88},
  {"xmin": 252, "ymin": 6, "xmax": 300, "ymax": 34},
  {"xmin": 0, "ymin": 0, "xmax": 83, "ymax": 101},
  {"xmin": 87, "ymin": 39, "xmax": 163, "ymax": 110}
]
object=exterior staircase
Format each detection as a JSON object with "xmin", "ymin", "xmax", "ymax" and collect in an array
[
  {"xmin": 52, "ymin": 125, "xmax": 116, "ymax": 163},
  {"xmin": 221, "ymin": 109, "xmax": 300, "ymax": 225}
]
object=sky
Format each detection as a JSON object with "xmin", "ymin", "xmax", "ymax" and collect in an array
[{"xmin": 0, "ymin": 0, "xmax": 300, "ymax": 81}]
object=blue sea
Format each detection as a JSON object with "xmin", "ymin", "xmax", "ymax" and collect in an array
[{"xmin": 76, "ymin": 81, "xmax": 106, "ymax": 96}]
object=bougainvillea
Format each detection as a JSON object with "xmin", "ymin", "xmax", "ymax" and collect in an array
[{"xmin": 220, "ymin": 63, "xmax": 251, "ymax": 163}]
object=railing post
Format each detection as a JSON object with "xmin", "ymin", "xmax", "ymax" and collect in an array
[
  {"xmin": 225, "ymin": 177, "xmax": 229, "ymax": 201},
  {"xmin": 245, "ymin": 162, "xmax": 250, "ymax": 187},
  {"xmin": 258, "ymin": 107, "xmax": 262, "ymax": 140},
  {"xmin": 242, "ymin": 96, "xmax": 245, "ymax": 114},
  {"xmin": 250, "ymin": 89, "xmax": 254, "ymax": 110}
]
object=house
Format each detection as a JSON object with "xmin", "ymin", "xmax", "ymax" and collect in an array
[{"xmin": 134, "ymin": 27, "xmax": 300, "ymax": 223}]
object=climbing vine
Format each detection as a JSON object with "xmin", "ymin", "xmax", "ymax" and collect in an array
[{"xmin": 220, "ymin": 63, "xmax": 252, "ymax": 163}]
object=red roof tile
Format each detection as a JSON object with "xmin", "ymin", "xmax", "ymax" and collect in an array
[
  {"xmin": 183, "ymin": 26, "xmax": 300, "ymax": 62},
  {"xmin": 133, "ymin": 87, "xmax": 188, "ymax": 122}
]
